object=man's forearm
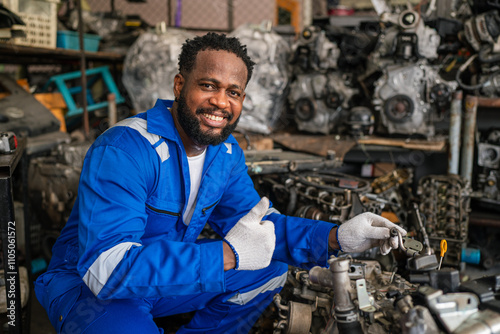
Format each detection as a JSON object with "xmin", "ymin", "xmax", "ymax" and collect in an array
[
  {"xmin": 223, "ymin": 241, "xmax": 236, "ymax": 271},
  {"xmin": 328, "ymin": 226, "xmax": 340, "ymax": 251}
]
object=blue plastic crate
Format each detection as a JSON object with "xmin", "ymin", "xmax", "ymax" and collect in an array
[{"xmin": 56, "ymin": 30, "xmax": 101, "ymax": 52}]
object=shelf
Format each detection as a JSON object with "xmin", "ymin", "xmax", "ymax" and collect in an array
[{"xmin": 0, "ymin": 42, "xmax": 125, "ymax": 65}]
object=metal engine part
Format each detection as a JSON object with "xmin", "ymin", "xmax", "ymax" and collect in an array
[
  {"xmin": 231, "ymin": 22, "xmax": 291, "ymax": 134},
  {"xmin": 472, "ymin": 131, "xmax": 500, "ymax": 206},
  {"xmin": 481, "ymin": 72, "xmax": 500, "ymax": 97},
  {"xmin": 368, "ymin": 168, "xmax": 412, "ymax": 222},
  {"xmin": 274, "ymin": 257, "xmax": 422, "ymax": 334},
  {"xmin": 378, "ymin": 8, "xmax": 441, "ymax": 60},
  {"xmin": 478, "ymin": 142, "xmax": 500, "ymax": 169},
  {"xmin": 273, "ymin": 255, "xmax": 500, "ymax": 334},
  {"xmin": 274, "ymin": 267, "xmax": 333, "ymax": 334},
  {"xmin": 28, "ymin": 141, "xmax": 91, "ymax": 231},
  {"xmin": 288, "ymin": 72, "xmax": 358, "ymax": 134},
  {"xmin": 463, "ymin": 10, "xmax": 500, "ymax": 52},
  {"xmin": 417, "ymin": 174, "xmax": 471, "ymax": 266},
  {"xmin": 274, "ymin": 295, "xmax": 314, "ymax": 334},
  {"xmin": 290, "ymin": 25, "xmax": 340, "ymax": 73},
  {"xmin": 346, "ymin": 106, "xmax": 375, "ymax": 137},
  {"xmin": 286, "ymin": 171, "xmax": 374, "ymax": 223},
  {"xmin": 372, "ymin": 61, "xmax": 456, "ymax": 137},
  {"xmin": 477, "ymin": 170, "xmax": 500, "ymax": 200},
  {"xmin": 419, "ymin": 286, "xmax": 500, "ymax": 334},
  {"xmin": 288, "ymin": 25, "xmax": 358, "ymax": 135},
  {"xmin": 122, "ymin": 29, "xmax": 196, "ymax": 112}
]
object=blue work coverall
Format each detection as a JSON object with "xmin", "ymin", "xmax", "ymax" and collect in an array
[{"xmin": 35, "ymin": 99, "xmax": 337, "ymax": 333}]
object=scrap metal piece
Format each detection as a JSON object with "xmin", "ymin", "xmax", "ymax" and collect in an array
[
  {"xmin": 273, "ymin": 294, "xmax": 314, "ymax": 334},
  {"xmin": 426, "ymin": 289, "xmax": 479, "ymax": 333},
  {"xmin": 392, "ymin": 227, "xmax": 423, "ymax": 257},
  {"xmin": 402, "ymin": 237, "xmax": 423, "ymax": 257},
  {"xmin": 454, "ymin": 309, "xmax": 500, "ymax": 334},
  {"xmin": 287, "ymin": 301, "xmax": 313, "ymax": 334},
  {"xmin": 400, "ymin": 305, "xmax": 440, "ymax": 334},
  {"xmin": 356, "ymin": 279, "xmax": 376, "ymax": 312}
]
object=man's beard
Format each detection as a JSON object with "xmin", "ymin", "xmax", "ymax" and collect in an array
[{"xmin": 175, "ymin": 93, "xmax": 240, "ymax": 146}]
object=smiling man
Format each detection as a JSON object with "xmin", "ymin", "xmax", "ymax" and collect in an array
[{"xmin": 35, "ymin": 33, "xmax": 405, "ymax": 334}]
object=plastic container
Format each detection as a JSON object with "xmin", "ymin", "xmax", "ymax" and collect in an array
[
  {"xmin": 56, "ymin": 30, "xmax": 102, "ymax": 52},
  {"xmin": 12, "ymin": 0, "xmax": 60, "ymax": 49},
  {"xmin": 461, "ymin": 247, "xmax": 481, "ymax": 265}
]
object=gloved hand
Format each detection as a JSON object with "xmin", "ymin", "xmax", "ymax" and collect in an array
[
  {"xmin": 337, "ymin": 212, "xmax": 406, "ymax": 255},
  {"xmin": 224, "ymin": 197, "xmax": 276, "ymax": 270}
]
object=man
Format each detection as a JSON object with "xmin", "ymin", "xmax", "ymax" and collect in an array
[{"xmin": 35, "ymin": 32, "xmax": 405, "ymax": 333}]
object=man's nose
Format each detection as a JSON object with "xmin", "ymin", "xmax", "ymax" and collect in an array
[{"xmin": 209, "ymin": 90, "xmax": 228, "ymax": 109}]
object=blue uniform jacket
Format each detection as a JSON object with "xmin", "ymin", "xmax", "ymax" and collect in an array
[{"xmin": 35, "ymin": 99, "xmax": 336, "ymax": 310}]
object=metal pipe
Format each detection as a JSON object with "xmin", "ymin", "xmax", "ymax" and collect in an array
[
  {"xmin": 309, "ymin": 266, "xmax": 335, "ymax": 288},
  {"xmin": 413, "ymin": 203, "xmax": 432, "ymax": 255},
  {"xmin": 108, "ymin": 93, "xmax": 117, "ymax": 126},
  {"xmin": 330, "ymin": 259, "xmax": 355, "ymax": 312},
  {"xmin": 448, "ymin": 90, "xmax": 462, "ymax": 175},
  {"xmin": 460, "ymin": 95, "xmax": 478, "ymax": 182},
  {"xmin": 77, "ymin": 0, "xmax": 89, "ymax": 139},
  {"xmin": 329, "ymin": 258, "xmax": 363, "ymax": 334}
]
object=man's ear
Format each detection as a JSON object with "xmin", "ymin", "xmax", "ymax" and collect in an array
[{"xmin": 173, "ymin": 73, "xmax": 185, "ymax": 100}]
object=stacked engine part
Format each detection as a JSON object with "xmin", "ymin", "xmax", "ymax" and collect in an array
[
  {"xmin": 416, "ymin": 174, "xmax": 471, "ymax": 266},
  {"xmin": 28, "ymin": 141, "xmax": 91, "ymax": 259},
  {"xmin": 372, "ymin": 60, "xmax": 456, "ymax": 137},
  {"xmin": 274, "ymin": 257, "xmax": 419, "ymax": 334},
  {"xmin": 288, "ymin": 71, "xmax": 359, "ymax": 135},
  {"xmin": 367, "ymin": 5, "xmax": 457, "ymax": 137},
  {"xmin": 122, "ymin": 28, "xmax": 196, "ymax": 112},
  {"xmin": 460, "ymin": 10, "xmax": 500, "ymax": 97},
  {"xmin": 474, "ymin": 129, "xmax": 500, "ymax": 207},
  {"xmin": 288, "ymin": 26, "xmax": 361, "ymax": 135},
  {"xmin": 230, "ymin": 22, "xmax": 291, "ymax": 134},
  {"xmin": 370, "ymin": 168, "xmax": 413, "ymax": 223}
]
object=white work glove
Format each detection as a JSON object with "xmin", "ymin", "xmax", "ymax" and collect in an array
[
  {"xmin": 337, "ymin": 212, "xmax": 407, "ymax": 255},
  {"xmin": 224, "ymin": 197, "xmax": 276, "ymax": 270}
]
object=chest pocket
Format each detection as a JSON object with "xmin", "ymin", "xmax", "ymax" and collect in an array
[{"xmin": 144, "ymin": 202, "xmax": 181, "ymax": 240}]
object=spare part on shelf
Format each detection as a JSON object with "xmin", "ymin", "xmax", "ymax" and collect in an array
[
  {"xmin": 372, "ymin": 61, "xmax": 457, "ymax": 137},
  {"xmin": 231, "ymin": 22, "xmax": 291, "ymax": 134},
  {"xmin": 288, "ymin": 72, "xmax": 358, "ymax": 134}
]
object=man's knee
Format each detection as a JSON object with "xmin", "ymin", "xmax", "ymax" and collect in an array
[{"xmin": 58, "ymin": 286, "xmax": 158, "ymax": 334}]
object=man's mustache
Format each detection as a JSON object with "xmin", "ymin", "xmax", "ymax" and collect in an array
[{"xmin": 196, "ymin": 108, "xmax": 233, "ymax": 121}]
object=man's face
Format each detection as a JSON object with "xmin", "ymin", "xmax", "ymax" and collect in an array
[{"xmin": 173, "ymin": 50, "xmax": 247, "ymax": 147}]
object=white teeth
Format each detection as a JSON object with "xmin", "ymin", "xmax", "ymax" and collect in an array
[{"xmin": 204, "ymin": 114, "xmax": 224, "ymax": 121}]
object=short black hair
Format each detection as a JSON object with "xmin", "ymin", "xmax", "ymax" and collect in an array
[{"xmin": 178, "ymin": 32, "xmax": 255, "ymax": 85}]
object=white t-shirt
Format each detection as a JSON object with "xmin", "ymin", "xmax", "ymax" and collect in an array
[{"xmin": 183, "ymin": 149, "xmax": 207, "ymax": 225}]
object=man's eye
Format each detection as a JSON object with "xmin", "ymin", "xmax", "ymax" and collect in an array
[{"xmin": 230, "ymin": 91, "xmax": 241, "ymax": 97}]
